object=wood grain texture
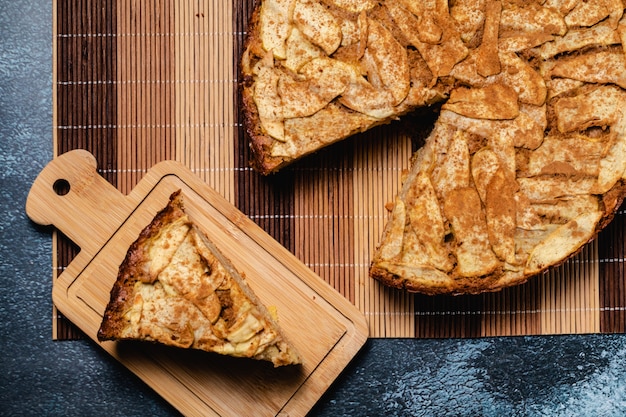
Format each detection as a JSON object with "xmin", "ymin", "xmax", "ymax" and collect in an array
[{"xmin": 52, "ymin": 0, "xmax": 626, "ymax": 339}]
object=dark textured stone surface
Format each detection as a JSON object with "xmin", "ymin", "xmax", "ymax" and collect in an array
[
  {"xmin": 2, "ymin": 1, "xmax": 626, "ymax": 416},
  {"xmin": 311, "ymin": 336, "xmax": 626, "ymax": 416}
]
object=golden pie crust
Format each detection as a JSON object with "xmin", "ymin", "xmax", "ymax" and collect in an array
[
  {"xmin": 97, "ymin": 190, "xmax": 301, "ymax": 366},
  {"xmin": 242, "ymin": 0, "xmax": 626, "ymax": 294}
]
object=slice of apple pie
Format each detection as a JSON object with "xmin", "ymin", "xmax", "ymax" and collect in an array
[
  {"xmin": 242, "ymin": 0, "xmax": 626, "ymax": 294},
  {"xmin": 98, "ymin": 190, "xmax": 301, "ymax": 366}
]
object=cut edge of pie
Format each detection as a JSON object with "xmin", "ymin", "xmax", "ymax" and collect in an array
[{"xmin": 97, "ymin": 190, "xmax": 302, "ymax": 367}]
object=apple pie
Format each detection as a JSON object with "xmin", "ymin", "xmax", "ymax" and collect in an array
[
  {"xmin": 98, "ymin": 190, "xmax": 302, "ymax": 366},
  {"xmin": 241, "ymin": 0, "xmax": 626, "ymax": 294}
]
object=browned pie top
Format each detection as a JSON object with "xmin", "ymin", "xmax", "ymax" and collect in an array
[{"xmin": 242, "ymin": 0, "xmax": 626, "ymax": 294}]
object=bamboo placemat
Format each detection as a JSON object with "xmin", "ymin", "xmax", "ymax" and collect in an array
[{"xmin": 51, "ymin": 0, "xmax": 626, "ymax": 339}]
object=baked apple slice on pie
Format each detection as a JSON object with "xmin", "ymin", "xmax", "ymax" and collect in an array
[
  {"xmin": 97, "ymin": 190, "xmax": 301, "ymax": 366},
  {"xmin": 241, "ymin": 0, "xmax": 626, "ymax": 294}
]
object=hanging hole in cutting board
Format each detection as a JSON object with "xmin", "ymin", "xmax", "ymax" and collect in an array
[{"xmin": 53, "ymin": 178, "xmax": 70, "ymax": 196}]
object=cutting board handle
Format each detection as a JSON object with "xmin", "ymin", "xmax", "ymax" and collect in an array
[{"xmin": 26, "ymin": 149, "xmax": 133, "ymax": 255}]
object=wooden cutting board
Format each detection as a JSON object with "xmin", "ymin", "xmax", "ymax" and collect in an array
[{"xmin": 26, "ymin": 149, "xmax": 368, "ymax": 417}]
